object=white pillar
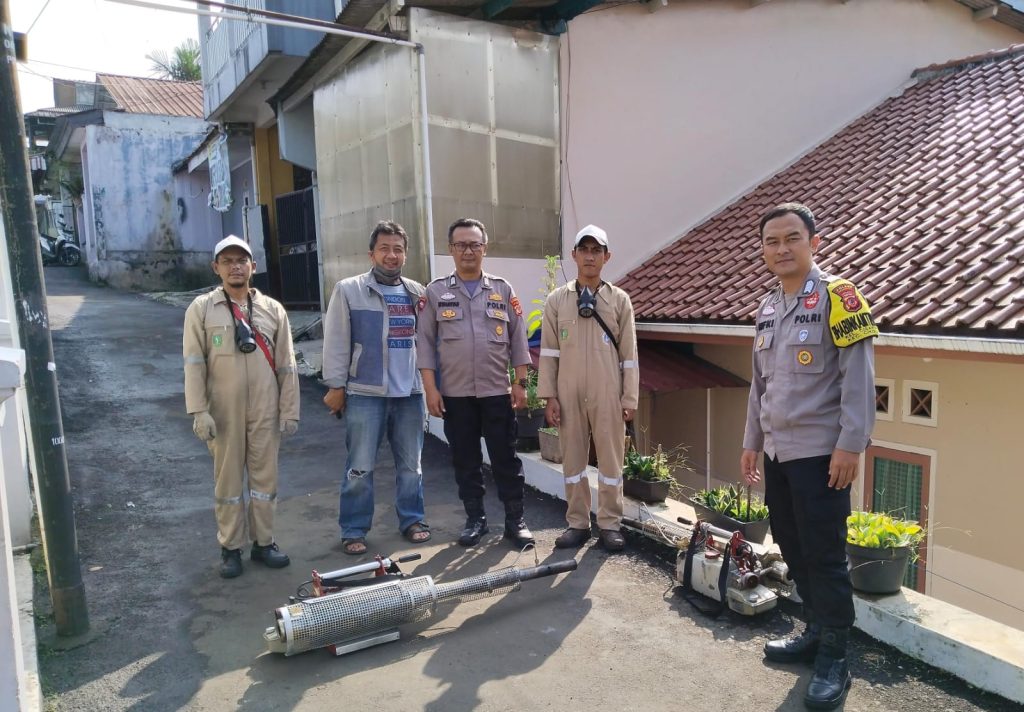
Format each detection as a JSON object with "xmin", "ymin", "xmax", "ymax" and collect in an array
[{"xmin": 0, "ymin": 346, "xmax": 29, "ymax": 710}]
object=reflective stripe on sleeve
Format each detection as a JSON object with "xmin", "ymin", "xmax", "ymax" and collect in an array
[
  {"xmin": 215, "ymin": 496, "xmax": 242, "ymax": 506},
  {"xmin": 276, "ymin": 365, "xmax": 297, "ymax": 374},
  {"xmin": 564, "ymin": 471, "xmax": 588, "ymax": 484},
  {"xmin": 185, "ymin": 355, "xmax": 205, "ymax": 364},
  {"xmin": 540, "ymin": 348, "xmax": 560, "ymax": 358},
  {"xmin": 620, "ymin": 360, "xmax": 638, "ymax": 369},
  {"xmin": 598, "ymin": 475, "xmax": 622, "ymax": 487}
]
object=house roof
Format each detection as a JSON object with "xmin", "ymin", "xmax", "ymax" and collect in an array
[
  {"xmin": 617, "ymin": 44, "xmax": 1024, "ymax": 339},
  {"xmin": 96, "ymin": 74, "xmax": 203, "ymax": 118}
]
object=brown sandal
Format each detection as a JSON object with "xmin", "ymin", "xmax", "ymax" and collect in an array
[
  {"xmin": 403, "ymin": 522, "xmax": 432, "ymax": 544},
  {"xmin": 342, "ymin": 538, "xmax": 367, "ymax": 555}
]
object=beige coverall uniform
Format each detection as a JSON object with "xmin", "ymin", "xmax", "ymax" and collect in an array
[
  {"xmin": 537, "ymin": 281, "xmax": 639, "ymax": 530},
  {"xmin": 183, "ymin": 288, "xmax": 299, "ymax": 550}
]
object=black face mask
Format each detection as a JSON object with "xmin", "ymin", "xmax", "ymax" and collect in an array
[
  {"xmin": 577, "ymin": 285, "xmax": 597, "ymax": 319},
  {"xmin": 225, "ymin": 290, "xmax": 258, "ymax": 353},
  {"xmin": 234, "ymin": 318, "xmax": 257, "ymax": 353}
]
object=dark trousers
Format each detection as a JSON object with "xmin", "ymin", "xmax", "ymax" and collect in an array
[
  {"xmin": 442, "ymin": 395, "xmax": 525, "ymax": 505},
  {"xmin": 764, "ymin": 454, "xmax": 855, "ymax": 629}
]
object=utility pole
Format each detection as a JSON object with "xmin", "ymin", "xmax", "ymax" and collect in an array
[{"xmin": 0, "ymin": 0, "xmax": 89, "ymax": 636}]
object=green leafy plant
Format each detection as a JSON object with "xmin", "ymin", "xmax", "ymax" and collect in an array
[
  {"xmin": 147, "ymin": 38, "xmax": 202, "ymax": 81},
  {"xmin": 623, "ymin": 445, "xmax": 675, "ymax": 483},
  {"xmin": 508, "ymin": 366, "xmax": 546, "ymax": 413},
  {"xmin": 527, "ymin": 255, "xmax": 560, "ymax": 338},
  {"xmin": 692, "ymin": 485, "xmax": 770, "ymax": 523},
  {"xmin": 847, "ymin": 511, "xmax": 925, "ymax": 554}
]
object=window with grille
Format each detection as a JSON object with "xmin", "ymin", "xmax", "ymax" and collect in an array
[
  {"xmin": 875, "ymin": 379, "xmax": 894, "ymax": 421},
  {"xmin": 864, "ymin": 446, "xmax": 931, "ymax": 592},
  {"xmin": 902, "ymin": 380, "xmax": 938, "ymax": 427}
]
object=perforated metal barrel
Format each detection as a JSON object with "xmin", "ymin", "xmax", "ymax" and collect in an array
[
  {"xmin": 270, "ymin": 576, "xmax": 439, "ymax": 656},
  {"xmin": 266, "ymin": 561, "xmax": 577, "ymax": 656}
]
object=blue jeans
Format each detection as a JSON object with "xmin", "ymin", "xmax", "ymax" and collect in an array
[{"xmin": 339, "ymin": 393, "xmax": 426, "ymax": 539}]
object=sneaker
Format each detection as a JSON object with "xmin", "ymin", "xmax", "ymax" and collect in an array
[
  {"xmin": 250, "ymin": 542, "xmax": 290, "ymax": 568},
  {"xmin": 220, "ymin": 548, "xmax": 242, "ymax": 579}
]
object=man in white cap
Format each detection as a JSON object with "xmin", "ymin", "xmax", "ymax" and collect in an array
[
  {"xmin": 537, "ymin": 225, "xmax": 639, "ymax": 551},
  {"xmin": 183, "ymin": 235, "xmax": 300, "ymax": 578}
]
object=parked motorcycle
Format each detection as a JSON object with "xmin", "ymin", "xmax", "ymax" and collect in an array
[{"xmin": 39, "ymin": 232, "xmax": 81, "ymax": 267}]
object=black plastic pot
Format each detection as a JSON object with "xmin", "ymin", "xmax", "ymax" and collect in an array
[
  {"xmin": 624, "ymin": 477, "xmax": 671, "ymax": 504},
  {"xmin": 689, "ymin": 499, "xmax": 771, "ymax": 544},
  {"xmin": 846, "ymin": 543, "xmax": 910, "ymax": 594},
  {"xmin": 515, "ymin": 410, "xmax": 546, "ymax": 451}
]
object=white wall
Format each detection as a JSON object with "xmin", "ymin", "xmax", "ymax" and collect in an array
[
  {"xmin": 81, "ymin": 112, "xmax": 211, "ymax": 289},
  {"xmin": 559, "ymin": 0, "xmax": 1024, "ymax": 278}
]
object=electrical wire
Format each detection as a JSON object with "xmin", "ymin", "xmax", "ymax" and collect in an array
[{"xmin": 26, "ymin": 0, "xmax": 55, "ymax": 34}]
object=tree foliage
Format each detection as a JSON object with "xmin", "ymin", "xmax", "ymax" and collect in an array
[{"xmin": 147, "ymin": 38, "xmax": 201, "ymax": 82}]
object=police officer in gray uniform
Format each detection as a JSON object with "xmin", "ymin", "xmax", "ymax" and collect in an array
[
  {"xmin": 416, "ymin": 218, "xmax": 535, "ymax": 549},
  {"xmin": 742, "ymin": 203, "xmax": 877, "ymax": 711}
]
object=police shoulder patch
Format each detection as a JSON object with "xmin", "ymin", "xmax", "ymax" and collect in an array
[{"xmin": 827, "ymin": 279, "xmax": 879, "ymax": 347}]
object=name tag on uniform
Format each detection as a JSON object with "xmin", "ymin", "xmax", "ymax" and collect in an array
[{"xmin": 486, "ymin": 308, "xmax": 508, "ymax": 321}]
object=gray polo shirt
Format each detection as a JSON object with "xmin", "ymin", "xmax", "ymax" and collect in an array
[{"xmin": 743, "ymin": 264, "xmax": 877, "ymax": 462}]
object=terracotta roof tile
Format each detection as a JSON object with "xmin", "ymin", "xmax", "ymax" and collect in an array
[{"xmin": 618, "ymin": 45, "xmax": 1024, "ymax": 337}]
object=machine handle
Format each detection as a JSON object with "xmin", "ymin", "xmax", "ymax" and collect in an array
[
  {"xmin": 677, "ymin": 517, "xmax": 734, "ymax": 541},
  {"xmin": 396, "ymin": 553, "xmax": 422, "ymax": 564}
]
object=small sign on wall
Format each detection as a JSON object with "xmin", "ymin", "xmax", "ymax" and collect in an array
[{"xmin": 208, "ymin": 133, "xmax": 232, "ymax": 213}]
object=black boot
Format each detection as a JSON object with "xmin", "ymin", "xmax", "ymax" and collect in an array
[
  {"xmin": 765, "ymin": 610, "xmax": 821, "ymax": 663},
  {"xmin": 251, "ymin": 541, "xmax": 290, "ymax": 568},
  {"xmin": 220, "ymin": 548, "xmax": 242, "ymax": 579},
  {"xmin": 804, "ymin": 627, "xmax": 852, "ymax": 710},
  {"xmin": 503, "ymin": 500, "xmax": 535, "ymax": 549},
  {"xmin": 458, "ymin": 499, "xmax": 489, "ymax": 547}
]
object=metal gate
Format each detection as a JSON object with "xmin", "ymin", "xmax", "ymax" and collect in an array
[{"xmin": 275, "ymin": 187, "xmax": 319, "ymax": 308}]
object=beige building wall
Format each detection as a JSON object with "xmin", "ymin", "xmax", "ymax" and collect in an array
[
  {"xmin": 871, "ymin": 353, "xmax": 1024, "ymax": 630},
  {"xmin": 647, "ymin": 341, "xmax": 1024, "ymax": 630},
  {"xmin": 559, "ymin": 0, "xmax": 1023, "ymax": 278}
]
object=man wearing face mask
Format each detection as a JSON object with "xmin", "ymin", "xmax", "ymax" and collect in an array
[
  {"xmin": 537, "ymin": 225, "xmax": 639, "ymax": 551},
  {"xmin": 183, "ymin": 235, "xmax": 300, "ymax": 578},
  {"xmin": 322, "ymin": 220, "xmax": 430, "ymax": 556}
]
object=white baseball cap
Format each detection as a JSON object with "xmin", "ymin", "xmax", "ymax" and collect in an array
[
  {"xmin": 213, "ymin": 235, "xmax": 253, "ymax": 259},
  {"xmin": 573, "ymin": 224, "xmax": 608, "ymax": 249}
]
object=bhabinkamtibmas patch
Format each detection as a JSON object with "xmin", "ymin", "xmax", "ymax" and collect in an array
[{"xmin": 828, "ymin": 279, "xmax": 879, "ymax": 347}]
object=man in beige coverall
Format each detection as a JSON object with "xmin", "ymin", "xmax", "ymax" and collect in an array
[
  {"xmin": 184, "ymin": 235, "xmax": 300, "ymax": 578},
  {"xmin": 538, "ymin": 225, "xmax": 639, "ymax": 551}
]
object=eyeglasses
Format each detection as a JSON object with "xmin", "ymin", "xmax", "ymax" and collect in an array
[
  {"xmin": 218, "ymin": 256, "xmax": 251, "ymax": 266},
  {"xmin": 450, "ymin": 242, "xmax": 485, "ymax": 253}
]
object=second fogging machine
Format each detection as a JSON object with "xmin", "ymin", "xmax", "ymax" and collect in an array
[{"xmin": 264, "ymin": 553, "xmax": 578, "ymax": 656}]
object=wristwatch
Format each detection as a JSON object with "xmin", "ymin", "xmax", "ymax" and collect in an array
[{"xmin": 515, "ymin": 378, "xmax": 529, "ymax": 388}]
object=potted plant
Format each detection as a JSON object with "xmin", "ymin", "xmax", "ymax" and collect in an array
[
  {"xmin": 526, "ymin": 255, "xmax": 560, "ymax": 339},
  {"xmin": 538, "ymin": 426, "xmax": 561, "ymax": 463},
  {"xmin": 622, "ymin": 446, "xmax": 675, "ymax": 504},
  {"xmin": 846, "ymin": 511, "xmax": 925, "ymax": 594},
  {"xmin": 690, "ymin": 485, "xmax": 771, "ymax": 544},
  {"xmin": 513, "ymin": 367, "xmax": 546, "ymax": 450}
]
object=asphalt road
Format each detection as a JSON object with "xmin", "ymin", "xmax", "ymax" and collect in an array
[{"xmin": 32, "ymin": 266, "xmax": 1019, "ymax": 711}]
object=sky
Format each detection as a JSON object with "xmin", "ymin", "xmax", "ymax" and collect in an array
[{"xmin": 12, "ymin": 0, "xmax": 200, "ymax": 114}]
